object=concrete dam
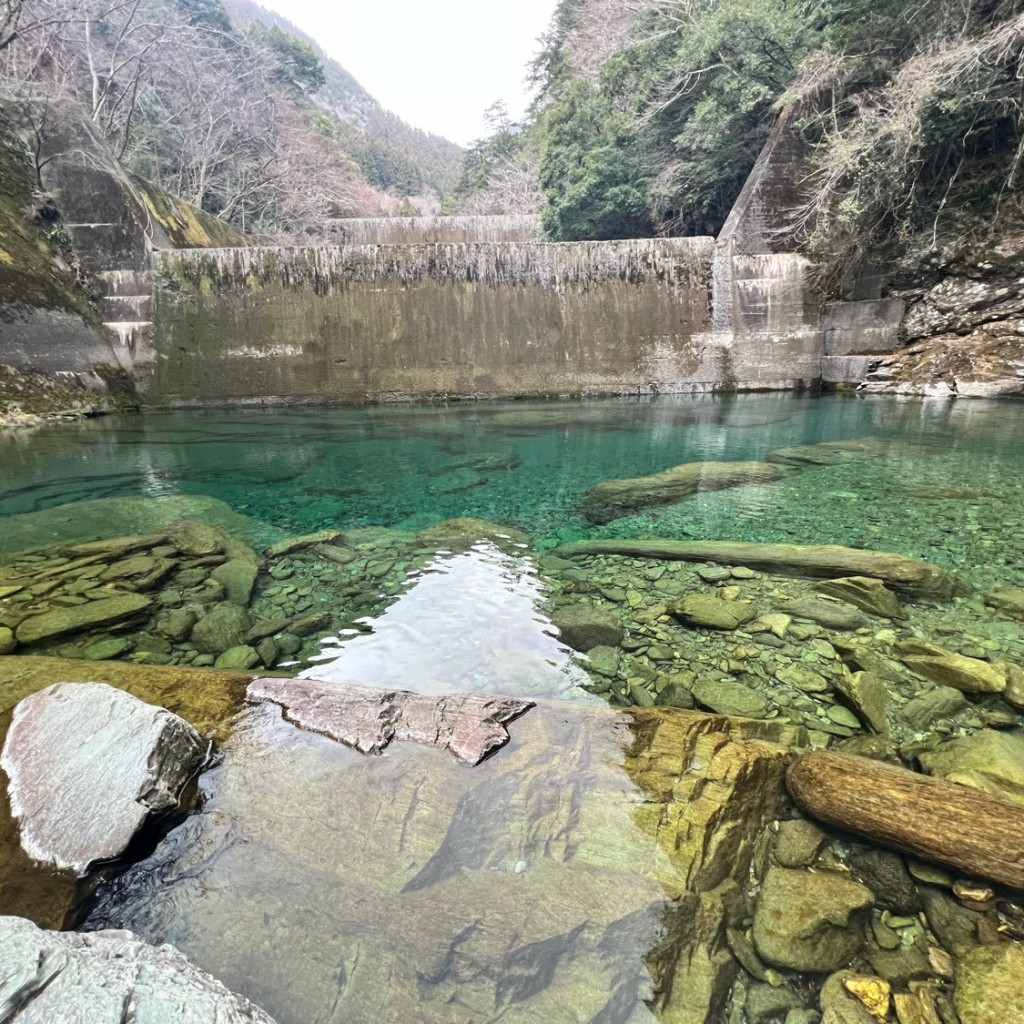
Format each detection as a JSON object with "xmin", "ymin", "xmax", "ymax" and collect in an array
[{"xmin": 3, "ymin": 108, "xmax": 904, "ymax": 408}]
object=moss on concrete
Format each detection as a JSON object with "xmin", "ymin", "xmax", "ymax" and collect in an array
[
  {"xmin": 0, "ymin": 134, "xmax": 98, "ymax": 321},
  {"xmin": 135, "ymin": 179, "xmax": 246, "ymax": 249}
]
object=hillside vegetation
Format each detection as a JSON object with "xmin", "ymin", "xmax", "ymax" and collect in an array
[
  {"xmin": 455, "ymin": 0, "xmax": 1024, "ymax": 289},
  {"xmin": 0, "ymin": 0, "xmax": 462, "ymax": 240}
]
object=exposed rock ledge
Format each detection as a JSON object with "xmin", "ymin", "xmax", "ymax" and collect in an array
[
  {"xmin": 859, "ymin": 321, "xmax": 1024, "ymax": 398},
  {"xmin": 249, "ymin": 677, "xmax": 533, "ymax": 765},
  {"xmin": 0, "ymin": 916, "xmax": 277, "ymax": 1023}
]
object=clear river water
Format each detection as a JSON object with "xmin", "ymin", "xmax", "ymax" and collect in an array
[{"xmin": 1, "ymin": 393, "xmax": 1023, "ymax": 1023}]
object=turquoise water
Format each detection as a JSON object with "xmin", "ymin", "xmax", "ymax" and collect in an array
[{"xmin": 1, "ymin": 394, "xmax": 1022, "ymax": 582}]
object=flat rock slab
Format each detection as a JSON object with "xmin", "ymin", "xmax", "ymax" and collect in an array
[
  {"xmin": 0, "ymin": 682, "xmax": 207, "ymax": 874},
  {"xmin": 14, "ymin": 592, "xmax": 153, "ymax": 645},
  {"xmin": 578, "ymin": 460, "xmax": 794, "ymax": 524},
  {"xmin": 765, "ymin": 439, "xmax": 885, "ymax": 467},
  {"xmin": 0, "ymin": 915, "xmax": 277, "ymax": 1023},
  {"xmin": 84, "ymin": 701, "xmax": 800, "ymax": 1024},
  {"xmin": 552, "ymin": 540, "xmax": 959, "ymax": 598},
  {"xmin": 248, "ymin": 677, "xmax": 534, "ymax": 765}
]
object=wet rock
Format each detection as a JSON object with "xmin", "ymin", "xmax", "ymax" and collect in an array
[
  {"xmin": 897, "ymin": 640, "xmax": 1007, "ymax": 693},
  {"xmin": 551, "ymin": 604, "xmax": 624, "ymax": 652},
  {"xmin": 766, "ymin": 439, "xmax": 883, "ymax": 467},
  {"xmin": 553, "ymin": 540, "xmax": 960, "ymax": 598},
  {"xmin": 586, "ymin": 645, "xmax": 620, "ymax": 677},
  {"xmin": 817, "ymin": 577, "xmax": 905, "ymax": 619},
  {"xmin": 415, "ymin": 517, "xmax": 530, "ymax": 550},
  {"xmin": 215, "ymin": 646, "xmax": 261, "ymax": 670},
  {"xmin": 0, "ymin": 626, "xmax": 15, "ymax": 654},
  {"xmin": 698, "ymin": 566, "xmax": 733, "ymax": 583},
  {"xmin": 752, "ymin": 865, "xmax": 873, "ymax": 972},
  {"xmin": 834, "ymin": 672, "xmax": 894, "ymax": 735},
  {"xmin": 190, "ymin": 603, "xmax": 250, "ymax": 655},
  {"xmin": 264, "ymin": 530, "xmax": 343, "ymax": 558},
  {"xmin": 899, "ymin": 685, "xmax": 969, "ymax": 732},
  {"xmin": 578, "ymin": 461, "xmax": 794, "ymax": 524},
  {"xmin": 81, "ymin": 637, "xmax": 133, "ymax": 660},
  {"xmin": 779, "ymin": 598, "xmax": 867, "ymax": 632},
  {"xmin": 671, "ymin": 595, "xmax": 756, "ymax": 631},
  {"xmin": 817, "ymin": 971, "xmax": 883, "ymax": 1024},
  {"xmin": 154, "ymin": 607, "xmax": 198, "ymax": 643},
  {"xmin": 848, "ymin": 849, "xmax": 920, "ymax": 914},
  {"xmin": 0, "ymin": 682, "xmax": 206, "ymax": 874},
  {"xmin": 15, "ymin": 593, "xmax": 153, "ymax": 645},
  {"xmin": 919, "ymin": 730, "xmax": 1024, "ymax": 805},
  {"xmin": 290, "ymin": 611, "xmax": 331, "ymax": 637},
  {"xmin": 655, "ymin": 680, "xmax": 696, "ymax": 709},
  {"xmin": 211, "ymin": 559, "xmax": 259, "ymax": 607},
  {"xmin": 0, "ymin": 915, "xmax": 277, "ymax": 1022},
  {"xmin": 777, "ymin": 665, "xmax": 830, "ymax": 693},
  {"xmin": 984, "ymin": 588, "xmax": 1024, "ymax": 622},
  {"xmin": 746, "ymin": 983, "xmax": 806, "ymax": 1024},
  {"xmin": 690, "ymin": 677, "xmax": 771, "ymax": 718},
  {"xmin": 773, "ymin": 819, "xmax": 827, "ymax": 868},
  {"xmin": 249, "ymin": 677, "xmax": 533, "ymax": 766},
  {"xmin": 954, "ymin": 942, "xmax": 1024, "ymax": 1024},
  {"xmin": 921, "ymin": 888, "xmax": 981, "ymax": 956}
]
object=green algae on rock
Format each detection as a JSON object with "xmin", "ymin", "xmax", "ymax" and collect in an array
[{"xmin": 578, "ymin": 460, "xmax": 795, "ymax": 525}]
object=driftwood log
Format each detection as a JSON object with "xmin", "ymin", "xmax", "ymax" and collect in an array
[{"xmin": 787, "ymin": 751, "xmax": 1024, "ymax": 891}]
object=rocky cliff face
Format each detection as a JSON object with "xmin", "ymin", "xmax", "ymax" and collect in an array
[{"xmin": 858, "ymin": 231, "xmax": 1024, "ymax": 397}]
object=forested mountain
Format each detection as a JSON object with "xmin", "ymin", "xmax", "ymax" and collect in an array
[
  {"xmin": 0, "ymin": 0, "xmax": 462, "ymax": 240},
  {"xmin": 457, "ymin": 0, "xmax": 1024, "ymax": 290},
  {"xmin": 222, "ymin": 0, "xmax": 463, "ymax": 198}
]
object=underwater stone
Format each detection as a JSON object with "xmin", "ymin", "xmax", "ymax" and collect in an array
[
  {"xmin": 211, "ymin": 559, "xmax": 259, "ymax": 607},
  {"xmin": 0, "ymin": 916, "xmax": 278, "ymax": 1023},
  {"xmin": 15, "ymin": 593, "xmax": 153, "ymax": 645},
  {"xmin": 550, "ymin": 604, "xmax": 624, "ymax": 652},
  {"xmin": 752, "ymin": 866, "xmax": 872, "ymax": 972},
  {"xmin": 190, "ymin": 603, "xmax": 250, "ymax": 655},
  {"xmin": 671, "ymin": 595, "xmax": 756, "ymax": 631},
  {"xmin": 779, "ymin": 597, "xmax": 867, "ymax": 632},
  {"xmin": 918, "ymin": 730, "xmax": 1024, "ymax": 805},
  {"xmin": 0, "ymin": 682, "xmax": 206, "ymax": 874},
  {"xmin": 578, "ymin": 461, "xmax": 795, "ymax": 525},
  {"xmin": 896, "ymin": 640, "xmax": 1008, "ymax": 693},
  {"xmin": 0, "ymin": 626, "xmax": 14, "ymax": 654},
  {"xmin": 955, "ymin": 942, "xmax": 1024, "ymax": 1024},
  {"xmin": 817, "ymin": 577, "xmax": 905, "ymax": 619},
  {"xmin": 264, "ymin": 530, "xmax": 342, "ymax": 558},
  {"xmin": 689, "ymin": 677, "xmax": 771, "ymax": 719}
]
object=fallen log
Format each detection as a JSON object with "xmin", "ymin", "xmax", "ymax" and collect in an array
[
  {"xmin": 551, "ymin": 540, "xmax": 961, "ymax": 599},
  {"xmin": 787, "ymin": 751, "xmax": 1024, "ymax": 891}
]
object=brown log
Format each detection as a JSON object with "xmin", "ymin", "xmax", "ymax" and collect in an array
[{"xmin": 787, "ymin": 750, "xmax": 1024, "ymax": 891}]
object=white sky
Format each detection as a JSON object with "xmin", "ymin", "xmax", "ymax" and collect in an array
[{"xmin": 257, "ymin": 0, "xmax": 559, "ymax": 146}]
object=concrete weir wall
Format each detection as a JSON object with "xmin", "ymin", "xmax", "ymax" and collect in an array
[{"xmin": 147, "ymin": 238, "xmax": 720, "ymax": 404}]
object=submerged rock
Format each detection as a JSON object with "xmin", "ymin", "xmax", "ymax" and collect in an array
[
  {"xmin": 84, "ymin": 701, "xmax": 798, "ymax": 1024},
  {"xmin": 578, "ymin": 460, "xmax": 794, "ymax": 524},
  {"xmin": 896, "ymin": 640, "xmax": 1008, "ymax": 693},
  {"xmin": 0, "ymin": 915, "xmax": 277, "ymax": 1023},
  {"xmin": 766, "ymin": 439, "xmax": 884, "ymax": 467},
  {"xmin": 779, "ymin": 597, "xmax": 867, "ymax": 631},
  {"xmin": 415, "ymin": 517, "xmax": 530, "ymax": 550},
  {"xmin": 552, "ymin": 540, "xmax": 959, "ymax": 598},
  {"xmin": 191, "ymin": 603, "xmax": 250, "ymax": 655},
  {"xmin": 249, "ymin": 677, "xmax": 533, "ymax": 766},
  {"xmin": 954, "ymin": 942, "xmax": 1024, "ymax": 1024},
  {"xmin": 0, "ymin": 682, "xmax": 206, "ymax": 874},
  {"xmin": 817, "ymin": 577, "xmax": 905, "ymax": 619},
  {"xmin": 550, "ymin": 604, "xmax": 623, "ymax": 652},
  {"xmin": 752, "ymin": 865, "xmax": 872, "ymax": 972},
  {"xmin": 918, "ymin": 729, "xmax": 1024, "ymax": 805},
  {"xmin": 984, "ymin": 588, "xmax": 1024, "ymax": 621},
  {"xmin": 671, "ymin": 594, "xmax": 756, "ymax": 630},
  {"xmin": 15, "ymin": 593, "xmax": 153, "ymax": 645}
]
